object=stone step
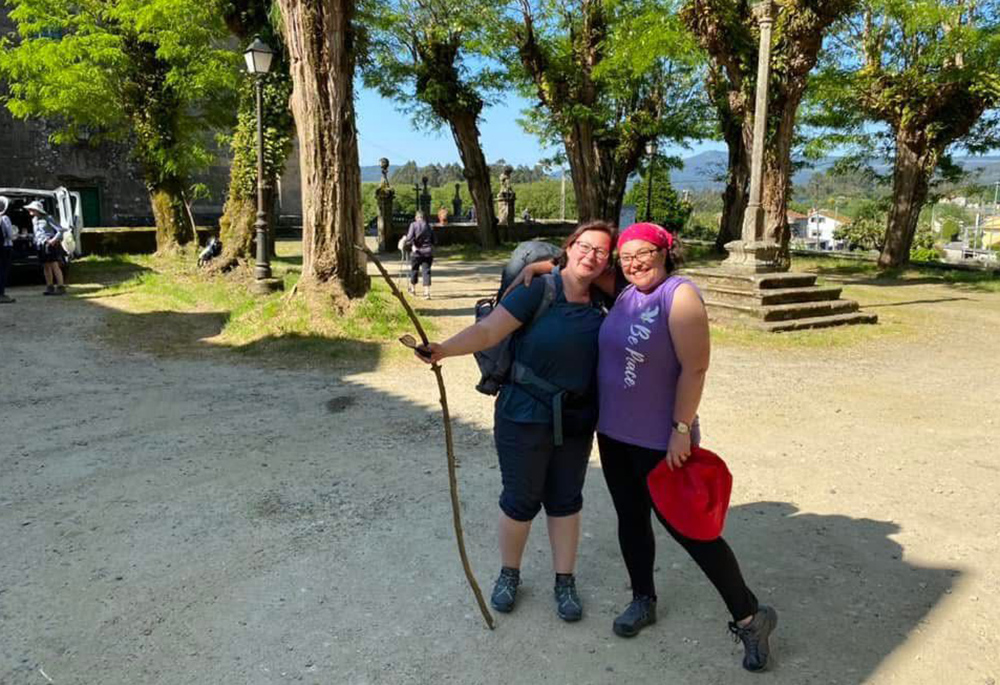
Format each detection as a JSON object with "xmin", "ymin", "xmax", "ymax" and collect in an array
[
  {"xmin": 760, "ymin": 311, "xmax": 879, "ymax": 332},
  {"xmin": 684, "ymin": 268, "xmax": 817, "ymax": 291},
  {"xmin": 703, "ymin": 284, "xmax": 843, "ymax": 306},
  {"xmin": 705, "ymin": 298, "xmax": 859, "ymax": 322}
]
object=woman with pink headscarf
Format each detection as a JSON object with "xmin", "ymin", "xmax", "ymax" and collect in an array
[{"xmin": 512, "ymin": 222, "xmax": 778, "ymax": 672}]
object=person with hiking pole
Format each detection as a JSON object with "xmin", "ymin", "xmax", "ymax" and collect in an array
[{"xmin": 414, "ymin": 221, "xmax": 616, "ymax": 622}]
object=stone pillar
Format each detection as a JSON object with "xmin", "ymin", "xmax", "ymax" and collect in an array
[
  {"xmin": 452, "ymin": 182, "xmax": 463, "ymax": 219},
  {"xmin": 496, "ymin": 165, "xmax": 516, "ymax": 240},
  {"xmin": 419, "ymin": 176, "xmax": 432, "ymax": 218},
  {"xmin": 722, "ymin": 0, "xmax": 781, "ymax": 273},
  {"xmin": 374, "ymin": 157, "xmax": 395, "ymax": 252}
]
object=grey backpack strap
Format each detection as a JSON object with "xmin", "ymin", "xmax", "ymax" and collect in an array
[
  {"xmin": 510, "ymin": 361, "xmax": 567, "ymax": 446},
  {"xmin": 528, "ymin": 272, "xmax": 558, "ymax": 324}
]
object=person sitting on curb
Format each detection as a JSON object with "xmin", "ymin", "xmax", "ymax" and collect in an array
[
  {"xmin": 0, "ymin": 196, "xmax": 15, "ymax": 303},
  {"xmin": 25, "ymin": 200, "xmax": 67, "ymax": 296}
]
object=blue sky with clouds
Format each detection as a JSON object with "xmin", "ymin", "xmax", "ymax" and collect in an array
[{"xmin": 354, "ymin": 85, "xmax": 727, "ymax": 169}]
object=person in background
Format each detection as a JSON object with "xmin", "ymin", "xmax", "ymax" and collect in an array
[
  {"xmin": 0, "ymin": 196, "xmax": 15, "ymax": 303},
  {"xmin": 404, "ymin": 210, "xmax": 435, "ymax": 300},
  {"xmin": 25, "ymin": 200, "xmax": 67, "ymax": 296}
]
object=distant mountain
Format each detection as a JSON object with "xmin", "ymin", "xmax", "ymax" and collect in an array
[
  {"xmin": 668, "ymin": 151, "xmax": 1000, "ymax": 190},
  {"xmin": 360, "ymin": 165, "xmax": 397, "ymax": 183}
]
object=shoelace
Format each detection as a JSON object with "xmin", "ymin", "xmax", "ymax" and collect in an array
[
  {"xmin": 555, "ymin": 582, "xmax": 580, "ymax": 609},
  {"xmin": 728, "ymin": 621, "xmax": 760, "ymax": 656}
]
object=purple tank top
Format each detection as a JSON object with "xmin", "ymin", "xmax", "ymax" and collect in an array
[{"xmin": 597, "ymin": 275, "xmax": 702, "ymax": 450}]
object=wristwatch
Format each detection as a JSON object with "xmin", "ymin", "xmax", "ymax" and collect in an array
[{"xmin": 672, "ymin": 420, "xmax": 691, "ymax": 435}]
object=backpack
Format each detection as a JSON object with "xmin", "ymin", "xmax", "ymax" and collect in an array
[{"xmin": 473, "ymin": 240, "xmax": 563, "ymax": 396}]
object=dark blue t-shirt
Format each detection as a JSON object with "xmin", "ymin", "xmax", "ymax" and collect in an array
[{"xmin": 496, "ymin": 274, "xmax": 606, "ymax": 424}]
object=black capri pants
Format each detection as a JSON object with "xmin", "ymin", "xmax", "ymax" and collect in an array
[
  {"xmin": 493, "ymin": 411, "xmax": 594, "ymax": 522},
  {"xmin": 410, "ymin": 253, "xmax": 433, "ymax": 286}
]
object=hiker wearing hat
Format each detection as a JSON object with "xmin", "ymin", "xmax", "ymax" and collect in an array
[
  {"xmin": 0, "ymin": 196, "xmax": 15, "ymax": 303},
  {"xmin": 595, "ymin": 222, "xmax": 777, "ymax": 671},
  {"xmin": 415, "ymin": 221, "xmax": 616, "ymax": 623},
  {"xmin": 25, "ymin": 200, "xmax": 67, "ymax": 296}
]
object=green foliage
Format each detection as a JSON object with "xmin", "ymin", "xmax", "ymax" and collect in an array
[
  {"xmin": 219, "ymin": 3, "xmax": 296, "ymax": 203},
  {"xmin": 0, "ymin": 0, "xmax": 240, "ymax": 188},
  {"xmin": 834, "ymin": 199, "xmax": 888, "ymax": 251},
  {"xmin": 623, "ymin": 157, "xmax": 692, "ymax": 232},
  {"xmin": 360, "ymin": 0, "xmax": 504, "ymax": 127},
  {"xmin": 502, "ymin": 0, "xmax": 710, "ymax": 165},
  {"xmin": 909, "ymin": 226, "xmax": 939, "ymax": 261}
]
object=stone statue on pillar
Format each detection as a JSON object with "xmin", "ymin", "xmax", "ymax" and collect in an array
[
  {"xmin": 452, "ymin": 183, "xmax": 463, "ymax": 219},
  {"xmin": 496, "ymin": 165, "xmax": 516, "ymax": 238},
  {"xmin": 419, "ymin": 176, "xmax": 432, "ymax": 218},
  {"xmin": 374, "ymin": 157, "xmax": 395, "ymax": 252},
  {"xmin": 723, "ymin": 0, "xmax": 782, "ymax": 273}
]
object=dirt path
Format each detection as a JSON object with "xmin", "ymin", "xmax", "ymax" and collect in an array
[{"xmin": 1, "ymin": 251, "xmax": 998, "ymax": 685}]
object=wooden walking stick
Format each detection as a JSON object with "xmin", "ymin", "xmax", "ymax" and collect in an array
[{"xmin": 356, "ymin": 244, "xmax": 496, "ymax": 630}]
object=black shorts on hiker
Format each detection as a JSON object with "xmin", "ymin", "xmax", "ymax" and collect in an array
[
  {"xmin": 493, "ymin": 410, "xmax": 593, "ymax": 521},
  {"xmin": 38, "ymin": 242, "xmax": 64, "ymax": 263}
]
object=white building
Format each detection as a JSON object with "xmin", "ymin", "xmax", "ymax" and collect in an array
[{"xmin": 789, "ymin": 209, "xmax": 851, "ymax": 250}]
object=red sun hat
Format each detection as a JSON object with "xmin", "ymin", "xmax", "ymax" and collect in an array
[
  {"xmin": 646, "ymin": 445, "xmax": 732, "ymax": 541},
  {"xmin": 617, "ymin": 222, "xmax": 674, "ymax": 252}
]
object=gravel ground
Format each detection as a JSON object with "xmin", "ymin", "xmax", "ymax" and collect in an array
[{"xmin": 1, "ymin": 250, "xmax": 998, "ymax": 685}]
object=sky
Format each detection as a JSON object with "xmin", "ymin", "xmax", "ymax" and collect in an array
[{"xmin": 354, "ymin": 85, "xmax": 727, "ymax": 169}]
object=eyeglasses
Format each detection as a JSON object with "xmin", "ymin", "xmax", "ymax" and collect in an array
[
  {"xmin": 574, "ymin": 241, "xmax": 610, "ymax": 260},
  {"xmin": 619, "ymin": 247, "xmax": 662, "ymax": 267}
]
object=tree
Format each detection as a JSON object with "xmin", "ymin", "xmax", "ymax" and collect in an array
[
  {"xmin": 0, "ymin": 0, "xmax": 239, "ymax": 250},
  {"xmin": 215, "ymin": 1, "xmax": 296, "ymax": 271},
  {"xmin": 363, "ymin": 0, "xmax": 502, "ymax": 248},
  {"xmin": 276, "ymin": 0, "xmax": 369, "ymax": 299},
  {"xmin": 681, "ymin": 0, "xmax": 858, "ymax": 265},
  {"xmin": 623, "ymin": 156, "xmax": 693, "ymax": 232},
  {"xmin": 833, "ymin": 199, "xmax": 886, "ymax": 251},
  {"xmin": 505, "ymin": 0, "xmax": 710, "ymax": 224},
  {"xmin": 816, "ymin": 0, "xmax": 1000, "ymax": 268}
]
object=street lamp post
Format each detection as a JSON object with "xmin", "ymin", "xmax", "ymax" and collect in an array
[
  {"xmin": 244, "ymin": 37, "xmax": 281, "ymax": 292},
  {"xmin": 645, "ymin": 140, "xmax": 658, "ymax": 222}
]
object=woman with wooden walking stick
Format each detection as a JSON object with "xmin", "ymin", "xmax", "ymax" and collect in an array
[{"xmin": 415, "ymin": 221, "xmax": 615, "ymax": 623}]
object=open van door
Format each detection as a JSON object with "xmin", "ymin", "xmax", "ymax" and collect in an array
[{"xmin": 54, "ymin": 186, "xmax": 82, "ymax": 256}]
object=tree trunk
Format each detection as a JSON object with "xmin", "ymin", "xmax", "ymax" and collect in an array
[
  {"xmin": 760, "ymin": 90, "xmax": 803, "ymax": 271},
  {"xmin": 215, "ymin": 184, "xmax": 277, "ymax": 271},
  {"xmin": 149, "ymin": 177, "xmax": 196, "ymax": 251},
  {"xmin": 879, "ymin": 130, "xmax": 936, "ymax": 269},
  {"xmin": 448, "ymin": 111, "xmax": 498, "ymax": 248},
  {"xmin": 563, "ymin": 121, "xmax": 638, "ymax": 225},
  {"xmin": 718, "ymin": 114, "xmax": 751, "ymax": 252},
  {"xmin": 278, "ymin": 0, "xmax": 369, "ymax": 299}
]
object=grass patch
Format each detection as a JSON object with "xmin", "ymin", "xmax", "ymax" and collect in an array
[{"xmin": 80, "ymin": 246, "xmax": 433, "ymax": 370}]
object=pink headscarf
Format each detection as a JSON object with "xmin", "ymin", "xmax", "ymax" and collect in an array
[{"xmin": 617, "ymin": 222, "xmax": 674, "ymax": 252}]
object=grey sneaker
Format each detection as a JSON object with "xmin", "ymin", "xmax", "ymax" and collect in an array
[
  {"xmin": 554, "ymin": 574, "xmax": 582, "ymax": 622},
  {"xmin": 491, "ymin": 567, "xmax": 520, "ymax": 613},
  {"xmin": 43, "ymin": 286, "xmax": 55, "ymax": 296},
  {"xmin": 613, "ymin": 595, "xmax": 657, "ymax": 637},
  {"xmin": 729, "ymin": 605, "xmax": 778, "ymax": 672},
  {"xmin": 0, "ymin": 295, "xmax": 15, "ymax": 304}
]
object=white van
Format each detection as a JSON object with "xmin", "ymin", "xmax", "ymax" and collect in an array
[{"xmin": 0, "ymin": 186, "xmax": 84, "ymax": 267}]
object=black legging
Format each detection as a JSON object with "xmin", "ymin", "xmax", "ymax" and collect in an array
[
  {"xmin": 597, "ymin": 433, "xmax": 758, "ymax": 621},
  {"xmin": 410, "ymin": 253, "xmax": 433, "ymax": 287},
  {"xmin": 0, "ymin": 246, "xmax": 11, "ymax": 296}
]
